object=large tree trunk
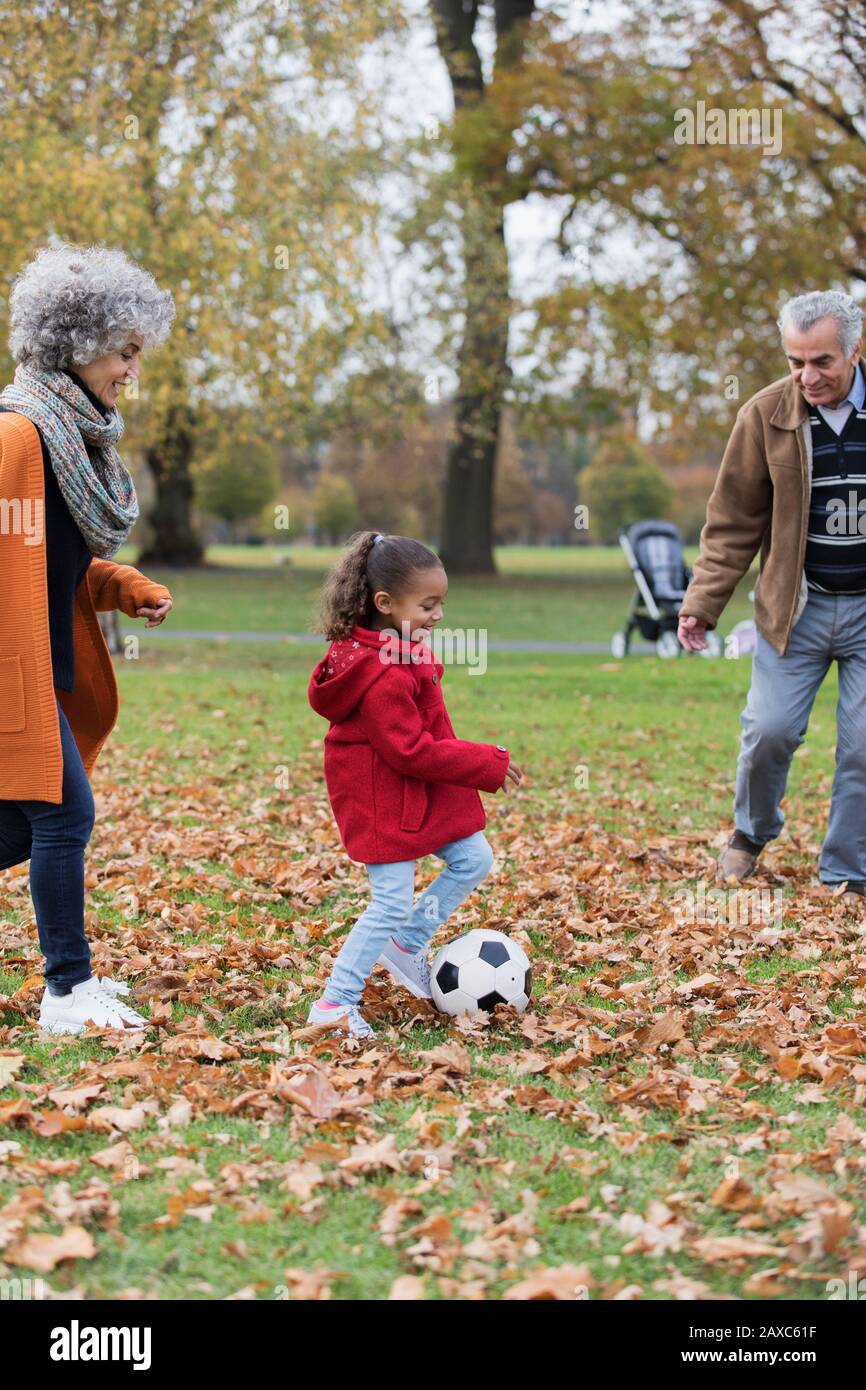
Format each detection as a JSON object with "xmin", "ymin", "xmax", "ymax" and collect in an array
[
  {"xmin": 431, "ymin": 0, "xmax": 535, "ymax": 574},
  {"xmin": 137, "ymin": 403, "xmax": 204, "ymax": 567},
  {"xmin": 439, "ymin": 192, "xmax": 511, "ymax": 573}
]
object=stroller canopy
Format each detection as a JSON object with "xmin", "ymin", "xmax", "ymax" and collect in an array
[{"xmin": 625, "ymin": 520, "xmax": 689, "ymax": 604}]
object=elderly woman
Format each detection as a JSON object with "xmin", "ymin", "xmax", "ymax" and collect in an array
[{"xmin": 0, "ymin": 242, "xmax": 175, "ymax": 1035}]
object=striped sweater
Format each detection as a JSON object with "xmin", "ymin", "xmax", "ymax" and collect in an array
[{"xmin": 804, "ymin": 366, "xmax": 866, "ymax": 593}]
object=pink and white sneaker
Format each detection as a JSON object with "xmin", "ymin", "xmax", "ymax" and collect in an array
[
  {"xmin": 306, "ymin": 1000, "xmax": 376, "ymax": 1039},
  {"xmin": 377, "ymin": 937, "xmax": 433, "ymax": 1000}
]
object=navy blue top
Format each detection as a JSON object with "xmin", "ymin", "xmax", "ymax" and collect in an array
[
  {"xmin": 0, "ymin": 369, "xmax": 108, "ymax": 692},
  {"xmin": 804, "ymin": 362, "xmax": 866, "ymax": 595}
]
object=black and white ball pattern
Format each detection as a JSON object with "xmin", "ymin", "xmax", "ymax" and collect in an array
[{"xmin": 430, "ymin": 929, "xmax": 531, "ymax": 1016}]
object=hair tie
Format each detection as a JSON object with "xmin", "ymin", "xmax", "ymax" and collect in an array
[{"xmin": 373, "ymin": 533, "xmax": 385, "ymax": 545}]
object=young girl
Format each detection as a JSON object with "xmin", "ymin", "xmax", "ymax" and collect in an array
[{"xmin": 306, "ymin": 530, "xmax": 523, "ymax": 1038}]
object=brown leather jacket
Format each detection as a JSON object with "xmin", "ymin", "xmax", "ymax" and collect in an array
[{"xmin": 680, "ymin": 372, "xmax": 815, "ymax": 655}]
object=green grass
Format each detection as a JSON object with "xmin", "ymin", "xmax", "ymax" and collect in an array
[
  {"xmin": 112, "ymin": 542, "xmax": 758, "ymax": 642},
  {"xmin": 1, "ymin": 553, "xmax": 859, "ymax": 1301}
]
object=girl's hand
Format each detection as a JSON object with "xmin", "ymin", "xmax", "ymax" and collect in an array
[
  {"xmin": 136, "ymin": 598, "xmax": 173, "ymax": 628},
  {"xmin": 501, "ymin": 760, "xmax": 524, "ymax": 792}
]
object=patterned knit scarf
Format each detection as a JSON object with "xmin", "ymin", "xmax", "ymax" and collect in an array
[{"xmin": 0, "ymin": 363, "xmax": 139, "ymax": 558}]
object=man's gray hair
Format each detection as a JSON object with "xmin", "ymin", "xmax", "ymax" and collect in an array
[
  {"xmin": 7, "ymin": 241, "xmax": 175, "ymax": 370},
  {"xmin": 778, "ymin": 290, "xmax": 864, "ymax": 357}
]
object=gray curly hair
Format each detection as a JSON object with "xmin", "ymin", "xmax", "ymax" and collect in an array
[
  {"xmin": 778, "ymin": 290, "xmax": 864, "ymax": 357},
  {"xmin": 8, "ymin": 241, "xmax": 175, "ymax": 370}
]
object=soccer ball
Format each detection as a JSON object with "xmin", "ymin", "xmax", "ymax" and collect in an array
[{"xmin": 430, "ymin": 929, "xmax": 531, "ymax": 1016}]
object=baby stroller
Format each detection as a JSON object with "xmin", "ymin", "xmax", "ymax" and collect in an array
[{"xmin": 611, "ymin": 519, "xmax": 723, "ymax": 658}]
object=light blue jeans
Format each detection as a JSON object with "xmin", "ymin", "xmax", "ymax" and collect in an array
[
  {"xmin": 324, "ymin": 830, "xmax": 495, "ymax": 1006},
  {"xmin": 734, "ymin": 589, "xmax": 866, "ymax": 883}
]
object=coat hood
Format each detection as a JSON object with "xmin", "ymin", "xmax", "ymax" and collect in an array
[{"xmin": 308, "ymin": 624, "xmax": 437, "ymax": 723}]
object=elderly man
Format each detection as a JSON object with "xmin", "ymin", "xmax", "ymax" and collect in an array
[{"xmin": 679, "ymin": 290, "xmax": 866, "ymax": 894}]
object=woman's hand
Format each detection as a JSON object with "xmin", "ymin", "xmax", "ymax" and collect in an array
[
  {"xmin": 136, "ymin": 598, "xmax": 173, "ymax": 628},
  {"xmin": 501, "ymin": 760, "xmax": 524, "ymax": 792}
]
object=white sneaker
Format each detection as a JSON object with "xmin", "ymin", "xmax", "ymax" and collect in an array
[
  {"xmin": 96, "ymin": 976, "xmax": 146, "ymax": 1025},
  {"xmin": 306, "ymin": 1000, "xmax": 376, "ymax": 1039},
  {"xmin": 377, "ymin": 936, "xmax": 433, "ymax": 1000},
  {"xmin": 39, "ymin": 976, "xmax": 148, "ymax": 1035},
  {"xmin": 97, "ymin": 975, "xmax": 133, "ymax": 1000}
]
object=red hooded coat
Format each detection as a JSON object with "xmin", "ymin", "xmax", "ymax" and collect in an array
[{"xmin": 308, "ymin": 624, "xmax": 510, "ymax": 864}]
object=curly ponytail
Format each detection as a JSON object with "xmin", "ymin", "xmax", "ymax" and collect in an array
[{"xmin": 317, "ymin": 530, "xmax": 441, "ymax": 640}]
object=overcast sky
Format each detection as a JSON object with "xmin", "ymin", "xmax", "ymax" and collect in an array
[{"xmin": 308, "ymin": 1, "xmax": 842, "ymax": 411}]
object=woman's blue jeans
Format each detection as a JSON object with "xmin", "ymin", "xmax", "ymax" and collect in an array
[
  {"xmin": 324, "ymin": 830, "xmax": 495, "ymax": 1007},
  {"xmin": 0, "ymin": 697, "xmax": 95, "ymax": 995}
]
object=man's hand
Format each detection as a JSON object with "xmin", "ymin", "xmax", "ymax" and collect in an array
[
  {"xmin": 501, "ymin": 760, "xmax": 524, "ymax": 792},
  {"xmin": 136, "ymin": 598, "xmax": 173, "ymax": 628},
  {"xmin": 678, "ymin": 614, "xmax": 708, "ymax": 652}
]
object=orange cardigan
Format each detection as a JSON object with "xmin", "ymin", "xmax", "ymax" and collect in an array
[{"xmin": 0, "ymin": 411, "xmax": 173, "ymax": 803}]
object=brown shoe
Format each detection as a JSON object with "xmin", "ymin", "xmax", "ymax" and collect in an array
[{"xmin": 716, "ymin": 829, "xmax": 764, "ymax": 883}]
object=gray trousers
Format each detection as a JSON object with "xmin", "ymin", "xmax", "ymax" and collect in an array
[{"xmin": 735, "ymin": 588, "xmax": 866, "ymax": 884}]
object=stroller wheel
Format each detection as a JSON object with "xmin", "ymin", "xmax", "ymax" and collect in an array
[
  {"xmin": 656, "ymin": 630, "xmax": 681, "ymax": 659},
  {"xmin": 611, "ymin": 630, "xmax": 628, "ymax": 658},
  {"xmin": 699, "ymin": 629, "xmax": 724, "ymax": 659}
]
